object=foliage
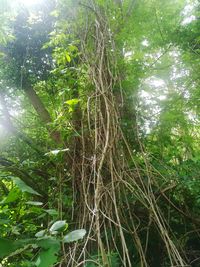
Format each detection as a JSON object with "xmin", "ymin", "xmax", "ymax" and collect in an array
[{"xmin": 0, "ymin": 0, "xmax": 200, "ymax": 266}]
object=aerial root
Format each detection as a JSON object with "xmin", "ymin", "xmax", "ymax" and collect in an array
[{"xmin": 63, "ymin": 2, "xmax": 188, "ymax": 266}]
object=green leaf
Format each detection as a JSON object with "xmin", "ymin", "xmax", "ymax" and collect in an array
[
  {"xmin": 63, "ymin": 229, "xmax": 86, "ymax": 243},
  {"xmin": 49, "ymin": 220, "xmax": 67, "ymax": 233},
  {"xmin": 0, "ymin": 238, "xmax": 33, "ymax": 259},
  {"xmin": 26, "ymin": 201, "xmax": 43, "ymax": 206},
  {"xmin": 36, "ymin": 237, "xmax": 60, "ymax": 250},
  {"xmin": 11, "ymin": 177, "xmax": 41, "ymax": 196},
  {"xmin": 36, "ymin": 237, "xmax": 60, "ymax": 266},
  {"xmin": 45, "ymin": 148, "xmax": 69, "ymax": 156},
  {"xmin": 35, "ymin": 230, "xmax": 46, "ymax": 238},
  {"xmin": 65, "ymin": 98, "xmax": 80, "ymax": 106},
  {"xmin": 0, "ymin": 187, "xmax": 21, "ymax": 204},
  {"xmin": 35, "ymin": 246, "xmax": 59, "ymax": 267},
  {"xmin": 0, "ymin": 238, "xmax": 19, "ymax": 258},
  {"xmin": 45, "ymin": 209, "xmax": 59, "ymax": 216},
  {"xmin": 50, "ymin": 230, "xmax": 58, "ymax": 235},
  {"xmin": 65, "ymin": 52, "xmax": 71, "ymax": 62},
  {"xmin": 68, "ymin": 44, "xmax": 78, "ymax": 52}
]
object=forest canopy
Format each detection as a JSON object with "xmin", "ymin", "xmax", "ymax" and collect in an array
[{"xmin": 0, "ymin": 0, "xmax": 200, "ymax": 266}]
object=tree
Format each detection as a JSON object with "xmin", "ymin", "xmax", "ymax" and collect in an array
[{"xmin": 0, "ymin": 0, "xmax": 200, "ymax": 266}]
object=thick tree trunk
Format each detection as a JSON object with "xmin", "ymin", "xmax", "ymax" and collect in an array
[{"xmin": 24, "ymin": 87, "xmax": 61, "ymax": 144}]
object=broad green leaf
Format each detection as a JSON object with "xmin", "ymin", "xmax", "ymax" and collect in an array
[
  {"xmin": 35, "ymin": 246, "xmax": 59, "ymax": 267},
  {"xmin": 49, "ymin": 220, "xmax": 67, "ymax": 233},
  {"xmin": 63, "ymin": 229, "xmax": 86, "ymax": 243},
  {"xmin": 0, "ymin": 187, "xmax": 21, "ymax": 204},
  {"xmin": 11, "ymin": 177, "xmax": 41, "ymax": 196},
  {"xmin": 0, "ymin": 238, "xmax": 33, "ymax": 259},
  {"xmin": 36, "ymin": 237, "xmax": 60, "ymax": 250},
  {"xmin": 0, "ymin": 238, "xmax": 20, "ymax": 258}
]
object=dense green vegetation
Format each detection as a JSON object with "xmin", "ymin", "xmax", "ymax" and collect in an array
[{"xmin": 0, "ymin": 0, "xmax": 200, "ymax": 266}]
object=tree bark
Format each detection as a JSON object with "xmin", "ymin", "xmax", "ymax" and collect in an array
[
  {"xmin": 24, "ymin": 87, "xmax": 61, "ymax": 144},
  {"xmin": 25, "ymin": 87, "xmax": 52, "ymax": 124}
]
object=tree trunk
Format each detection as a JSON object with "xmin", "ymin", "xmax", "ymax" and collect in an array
[
  {"xmin": 25, "ymin": 87, "xmax": 52, "ymax": 124},
  {"xmin": 24, "ymin": 87, "xmax": 61, "ymax": 144}
]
